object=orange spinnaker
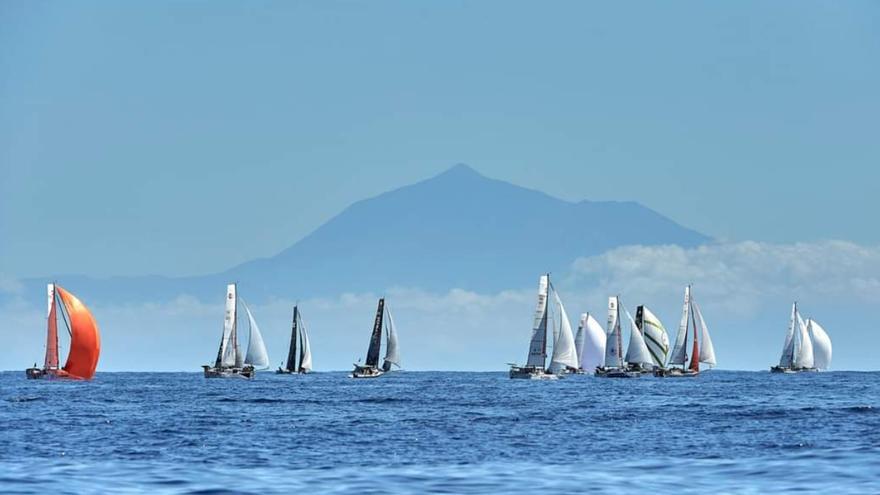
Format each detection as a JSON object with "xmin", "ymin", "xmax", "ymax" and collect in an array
[{"xmin": 57, "ymin": 286, "xmax": 101, "ymax": 380}]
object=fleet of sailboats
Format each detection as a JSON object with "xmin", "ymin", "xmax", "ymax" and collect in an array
[
  {"xmin": 22, "ymin": 279, "xmax": 838, "ymax": 380},
  {"xmin": 276, "ymin": 305, "xmax": 313, "ymax": 374},
  {"xmin": 26, "ymin": 283, "xmax": 101, "ymax": 380},
  {"xmin": 351, "ymin": 298, "xmax": 401, "ymax": 378},
  {"xmin": 770, "ymin": 302, "xmax": 833, "ymax": 373},
  {"xmin": 202, "ymin": 284, "xmax": 270, "ymax": 379}
]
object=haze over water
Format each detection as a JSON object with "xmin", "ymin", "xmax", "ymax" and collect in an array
[{"xmin": 2, "ymin": 371, "xmax": 878, "ymax": 493}]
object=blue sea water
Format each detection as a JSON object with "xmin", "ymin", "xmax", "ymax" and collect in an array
[{"xmin": 1, "ymin": 371, "xmax": 878, "ymax": 494}]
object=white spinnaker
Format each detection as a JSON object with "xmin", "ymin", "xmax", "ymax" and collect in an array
[
  {"xmin": 243, "ymin": 302, "xmax": 270, "ymax": 369},
  {"xmin": 623, "ymin": 305, "xmax": 653, "ymax": 367},
  {"xmin": 793, "ymin": 310, "xmax": 814, "ymax": 369},
  {"xmin": 604, "ymin": 297, "xmax": 623, "ymax": 368},
  {"xmin": 221, "ymin": 284, "xmax": 237, "ymax": 367},
  {"xmin": 669, "ymin": 286, "xmax": 690, "ymax": 366},
  {"xmin": 778, "ymin": 303, "xmax": 797, "ymax": 368},
  {"xmin": 383, "ymin": 305, "xmax": 400, "ymax": 368},
  {"xmin": 549, "ymin": 288, "xmax": 579, "ymax": 370},
  {"xmin": 299, "ymin": 314, "xmax": 313, "ymax": 372},
  {"xmin": 580, "ymin": 313, "xmax": 606, "ymax": 371},
  {"xmin": 808, "ymin": 319, "xmax": 832, "ymax": 370},
  {"xmin": 640, "ymin": 306, "xmax": 670, "ymax": 367},
  {"xmin": 526, "ymin": 275, "xmax": 549, "ymax": 368},
  {"xmin": 692, "ymin": 302, "xmax": 716, "ymax": 367},
  {"xmin": 574, "ymin": 313, "xmax": 587, "ymax": 367}
]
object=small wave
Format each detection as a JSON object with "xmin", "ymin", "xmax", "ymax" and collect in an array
[
  {"xmin": 214, "ymin": 397, "xmax": 289, "ymax": 404},
  {"xmin": 355, "ymin": 397, "xmax": 411, "ymax": 404},
  {"xmin": 5, "ymin": 396, "xmax": 44, "ymax": 403},
  {"xmin": 842, "ymin": 405, "xmax": 875, "ymax": 414}
]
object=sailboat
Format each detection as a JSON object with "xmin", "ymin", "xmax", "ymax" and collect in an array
[
  {"xmin": 202, "ymin": 284, "xmax": 270, "ymax": 379},
  {"xmin": 574, "ymin": 312, "xmax": 606, "ymax": 373},
  {"xmin": 634, "ymin": 305, "xmax": 670, "ymax": 373},
  {"xmin": 351, "ymin": 298, "xmax": 401, "ymax": 378},
  {"xmin": 656, "ymin": 285, "xmax": 716, "ymax": 377},
  {"xmin": 276, "ymin": 305, "xmax": 313, "ymax": 374},
  {"xmin": 26, "ymin": 283, "xmax": 101, "ymax": 380},
  {"xmin": 509, "ymin": 274, "xmax": 578, "ymax": 379},
  {"xmin": 770, "ymin": 302, "xmax": 832, "ymax": 373},
  {"xmin": 596, "ymin": 296, "xmax": 647, "ymax": 378}
]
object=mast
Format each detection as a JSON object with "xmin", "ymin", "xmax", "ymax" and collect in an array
[
  {"xmin": 365, "ymin": 298, "xmax": 385, "ymax": 368},
  {"xmin": 286, "ymin": 306, "xmax": 299, "ymax": 372}
]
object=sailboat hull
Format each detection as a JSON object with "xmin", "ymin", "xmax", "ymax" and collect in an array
[
  {"xmin": 202, "ymin": 365, "xmax": 255, "ymax": 379},
  {"xmin": 509, "ymin": 365, "xmax": 559, "ymax": 380},
  {"xmin": 770, "ymin": 366, "xmax": 818, "ymax": 374},
  {"xmin": 25, "ymin": 368, "xmax": 78, "ymax": 380},
  {"xmin": 351, "ymin": 365, "xmax": 385, "ymax": 378},
  {"xmin": 655, "ymin": 367, "xmax": 699, "ymax": 378},
  {"xmin": 275, "ymin": 368, "xmax": 310, "ymax": 375}
]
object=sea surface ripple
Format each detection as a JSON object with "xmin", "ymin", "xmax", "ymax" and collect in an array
[{"xmin": 1, "ymin": 371, "xmax": 879, "ymax": 494}]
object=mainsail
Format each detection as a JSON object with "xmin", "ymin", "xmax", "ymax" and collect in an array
[
  {"xmin": 778, "ymin": 302, "xmax": 797, "ymax": 368},
  {"xmin": 243, "ymin": 301, "xmax": 270, "ymax": 370},
  {"xmin": 579, "ymin": 313, "xmax": 606, "ymax": 371},
  {"xmin": 526, "ymin": 275, "xmax": 550, "ymax": 368},
  {"xmin": 216, "ymin": 284, "xmax": 239, "ymax": 368},
  {"xmin": 56, "ymin": 286, "xmax": 101, "ymax": 380},
  {"xmin": 44, "ymin": 283, "xmax": 59, "ymax": 370},
  {"xmin": 284, "ymin": 306, "xmax": 299, "ymax": 372},
  {"xmin": 807, "ymin": 319, "xmax": 832, "ymax": 370},
  {"xmin": 365, "ymin": 298, "xmax": 385, "ymax": 368},
  {"xmin": 623, "ymin": 305, "xmax": 653, "ymax": 367},
  {"xmin": 669, "ymin": 286, "xmax": 691, "ymax": 366},
  {"xmin": 549, "ymin": 287, "xmax": 578, "ymax": 370},
  {"xmin": 636, "ymin": 305, "xmax": 670, "ymax": 367},
  {"xmin": 382, "ymin": 305, "xmax": 400, "ymax": 372},
  {"xmin": 604, "ymin": 296, "xmax": 623, "ymax": 368},
  {"xmin": 792, "ymin": 309, "xmax": 814, "ymax": 370}
]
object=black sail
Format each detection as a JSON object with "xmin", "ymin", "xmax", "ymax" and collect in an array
[
  {"xmin": 286, "ymin": 306, "xmax": 298, "ymax": 372},
  {"xmin": 365, "ymin": 298, "xmax": 385, "ymax": 367}
]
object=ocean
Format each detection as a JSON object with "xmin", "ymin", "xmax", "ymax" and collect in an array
[{"xmin": 1, "ymin": 371, "xmax": 878, "ymax": 494}]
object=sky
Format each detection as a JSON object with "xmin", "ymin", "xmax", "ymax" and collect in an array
[
  {"xmin": 1, "ymin": 2, "xmax": 879, "ymax": 371},
  {"xmin": 1, "ymin": 1, "xmax": 879, "ymax": 278}
]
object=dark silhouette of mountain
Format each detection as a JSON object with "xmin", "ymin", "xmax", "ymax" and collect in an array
[{"xmin": 14, "ymin": 164, "xmax": 709, "ymax": 303}]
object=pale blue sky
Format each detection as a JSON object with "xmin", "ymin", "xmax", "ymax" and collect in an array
[{"xmin": 1, "ymin": 1, "xmax": 878, "ymax": 278}]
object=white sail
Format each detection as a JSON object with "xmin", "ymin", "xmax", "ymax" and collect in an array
[
  {"xmin": 778, "ymin": 303, "xmax": 797, "ymax": 368},
  {"xmin": 383, "ymin": 305, "xmax": 400, "ymax": 369},
  {"xmin": 580, "ymin": 313, "xmax": 606, "ymax": 372},
  {"xmin": 220, "ymin": 284, "xmax": 237, "ymax": 367},
  {"xmin": 526, "ymin": 275, "xmax": 550, "ymax": 368},
  {"xmin": 692, "ymin": 302, "xmax": 716, "ymax": 367},
  {"xmin": 549, "ymin": 288, "xmax": 578, "ymax": 370},
  {"xmin": 669, "ymin": 286, "xmax": 691, "ymax": 366},
  {"xmin": 243, "ymin": 301, "xmax": 270, "ymax": 370},
  {"xmin": 299, "ymin": 314, "xmax": 313, "ymax": 372},
  {"xmin": 623, "ymin": 305, "xmax": 653, "ymax": 367},
  {"xmin": 640, "ymin": 306, "xmax": 670, "ymax": 367},
  {"xmin": 807, "ymin": 319, "xmax": 832, "ymax": 370},
  {"xmin": 574, "ymin": 313, "xmax": 587, "ymax": 367},
  {"xmin": 604, "ymin": 296, "xmax": 623, "ymax": 368},
  {"xmin": 792, "ymin": 310, "xmax": 814, "ymax": 369}
]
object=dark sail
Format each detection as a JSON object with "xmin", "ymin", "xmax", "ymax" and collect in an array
[
  {"xmin": 365, "ymin": 298, "xmax": 385, "ymax": 367},
  {"xmin": 297, "ymin": 309, "xmax": 306, "ymax": 372},
  {"xmin": 286, "ymin": 306, "xmax": 299, "ymax": 372}
]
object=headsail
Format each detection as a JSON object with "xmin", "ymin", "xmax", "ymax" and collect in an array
[
  {"xmin": 243, "ymin": 301, "xmax": 270, "ymax": 370},
  {"xmin": 382, "ymin": 305, "xmax": 400, "ymax": 372},
  {"xmin": 792, "ymin": 309, "xmax": 814, "ymax": 369},
  {"xmin": 299, "ymin": 313, "xmax": 313, "ymax": 372},
  {"xmin": 580, "ymin": 313, "xmax": 606, "ymax": 371},
  {"xmin": 807, "ymin": 319, "xmax": 832, "ymax": 370},
  {"xmin": 693, "ymin": 302, "xmax": 716, "ymax": 367},
  {"xmin": 604, "ymin": 296, "xmax": 623, "ymax": 368},
  {"xmin": 623, "ymin": 305, "xmax": 653, "ymax": 367},
  {"xmin": 669, "ymin": 286, "xmax": 691, "ymax": 366},
  {"xmin": 549, "ymin": 287, "xmax": 578, "ymax": 370},
  {"xmin": 56, "ymin": 286, "xmax": 101, "ymax": 380},
  {"xmin": 45, "ymin": 283, "xmax": 60, "ymax": 370},
  {"xmin": 365, "ymin": 298, "xmax": 385, "ymax": 368},
  {"xmin": 636, "ymin": 305, "xmax": 670, "ymax": 367},
  {"xmin": 574, "ymin": 314, "xmax": 587, "ymax": 367},
  {"xmin": 526, "ymin": 275, "xmax": 550, "ymax": 368}
]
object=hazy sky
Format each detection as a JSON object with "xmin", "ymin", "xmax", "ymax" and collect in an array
[{"xmin": 2, "ymin": 1, "xmax": 878, "ymax": 278}]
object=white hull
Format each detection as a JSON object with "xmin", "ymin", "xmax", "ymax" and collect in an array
[{"xmin": 509, "ymin": 365, "xmax": 559, "ymax": 380}]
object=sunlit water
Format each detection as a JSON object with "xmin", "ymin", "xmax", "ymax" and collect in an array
[{"xmin": 1, "ymin": 371, "xmax": 878, "ymax": 493}]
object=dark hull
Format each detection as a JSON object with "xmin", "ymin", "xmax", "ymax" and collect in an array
[
  {"xmin": 351, "ymin": 364, "xmax": 385, "ymax": 378},
  {"xmin": 509, "ymin": 365, "xmax": 558, "ymax": 380},
  {"xmin": 655, "ymin": 368, "xmax": 699, "ymax": 378},
  {"xmin": 202, "ymin": 365, "xmax": 255, "ymax": 379},
  {"xmin": 596, "ymin": 367, "xmax": 640, "ymax": 378},
  {"xmin": 770, "ymin": 366, "xmax": 818, "ymax": 374},
  {"xmin": 275, "ymin": 368, "xmax": 310, "ymax": 375},
  {"xmin": 25, "ymin": 368, "xmax": 75, "ymax": 380}
]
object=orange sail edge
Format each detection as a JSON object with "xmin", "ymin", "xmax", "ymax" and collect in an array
[{"xmin": 56, "ymin": 286, "xmax": 101, "ymax": 380}]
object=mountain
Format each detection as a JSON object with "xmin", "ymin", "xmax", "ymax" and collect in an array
[{"xmin": 13, "ymin": 164, "xmax": 709, "ymax": 303}]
